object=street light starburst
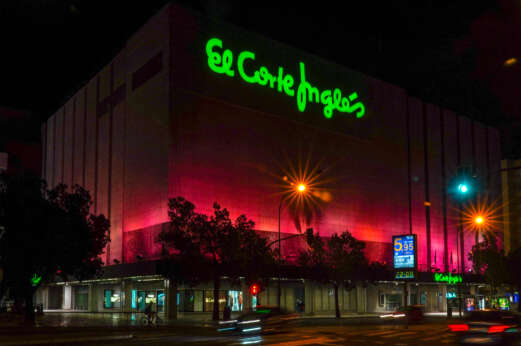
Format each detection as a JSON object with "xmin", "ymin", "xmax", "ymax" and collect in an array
[{"xmin": 460, "ymin": 194, "xmax": 503, "ymax": 236}]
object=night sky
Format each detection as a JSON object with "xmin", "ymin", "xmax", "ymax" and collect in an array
[{"xmin": 0, "ymin": 1, "xmax": 519, "ymax": 136}]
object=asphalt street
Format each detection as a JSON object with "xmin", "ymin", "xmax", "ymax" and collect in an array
[
  {"xmin": 127, "ymin": 323, "xmax": 458, "ymax": 345},
  {"xmin": 13, "ymin": 321, "xmax": 459, "ymax": 346}
]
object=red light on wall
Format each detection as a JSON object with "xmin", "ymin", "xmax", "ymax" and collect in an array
[{"xmin": 250, "ymin": 284, "xmax": 259, "ymax": 296}]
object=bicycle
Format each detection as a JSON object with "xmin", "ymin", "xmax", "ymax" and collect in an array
[{"xmin": 140, "ymin": 312, "xmax": 163, "ymax": 326}]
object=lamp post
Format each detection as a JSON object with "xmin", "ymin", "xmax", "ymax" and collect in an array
[{"xmin": 277, "ymin": 183, "xmax": 307, "ymax": 308}]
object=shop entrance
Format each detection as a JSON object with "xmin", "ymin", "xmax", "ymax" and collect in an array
[
  {"xmin": 73, "ymin": 286, "xmax": 88, "ymax": 310},
  {"xmin": 48, "ymin": 286, "xmax": 63, "ymax": 309}
]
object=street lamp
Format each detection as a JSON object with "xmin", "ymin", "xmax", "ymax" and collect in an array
[{"xmin": 277, "ymin": 182, "xmax": 308, "ymax": 308}]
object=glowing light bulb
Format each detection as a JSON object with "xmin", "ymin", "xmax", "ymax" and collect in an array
[
  {"xmin": 297, "ymin": 184, "xmax": 306, "ymax": 192},
  {"xmin": 458, "ymin": 184, "xmax": 468, "ymax": 193}
]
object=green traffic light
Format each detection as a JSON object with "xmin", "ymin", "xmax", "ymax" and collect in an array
[{"xmin": 458, "ymin": 184, "xmax": 469, "ymax": 193}]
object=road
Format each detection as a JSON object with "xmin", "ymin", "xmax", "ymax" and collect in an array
[{"xmin": 56, "ymin": 321, "xmax": 458, "ymax": 346}]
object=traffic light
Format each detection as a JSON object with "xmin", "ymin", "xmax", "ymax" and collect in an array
[
  {"xmin": 457, "ymin": 183, "xmax": 469, "ymax": 194},
  {"xmin": 451, "ymin": 166, "xmax": 478, "ymax": 200},
  {"xmin": 249, "ymin": 283, "xmax": 260, "ymax": 296}
]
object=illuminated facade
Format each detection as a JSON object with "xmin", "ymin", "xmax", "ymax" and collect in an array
[{"xmin": 39, "ymin": 4, "xmax": 503, "ymax": 314}]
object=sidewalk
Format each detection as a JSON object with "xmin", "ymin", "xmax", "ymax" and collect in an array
[{"xmin": 0, "ymin": 312, "xmax": 217, "ymax": 346}]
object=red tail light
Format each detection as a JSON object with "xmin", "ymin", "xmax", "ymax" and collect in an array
[
  {"xmin": 449, "ymin": 324, "xmax": 469, "ymax": 332},
  {"xmin": 488, "ymin": 325, "xmax": 511, "ymax": 334}
]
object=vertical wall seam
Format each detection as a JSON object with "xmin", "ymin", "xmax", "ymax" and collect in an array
[
  {"xmin": 423, "ymin": 102, "xmax": 431, "ymax": 270},
  {"xmin": 456, "ymin": 116, "xmax": 464, "ymax": 273},
  {"xmin": 471, "ymin": 121, "xmax": 478, "ymax": 246},
  {"xmin": 107, "ymin": 62, "xmax": 114, "ymax": 265},
  {"xmin": 94, "ymin": 76, "xmax": 100, "ymax": 214},
  {"xmin": 52, "ymin": 114, "xmax": 56, "ymax": 188},
  {"xmin": 440, "ymin": 108, "xmax": 449, "ymax": 272},
  {"xmin": 61, "ymin": 106, "xmax": 66, "ymax": 184},
  {"xmin": 406, "ymin": 96, "xmax": 412, "ymax": 235},
  {"xmin": 82, "ymin": 87, "xmax": 88, "ymax": 187},
  {"xmin": 71, "ymin": 98, "xmax": 76, "ymax": 186},
  {"xmin": 42, "ymin": 123, "xmax": 47, "ymax": 181},
  {"xmin": 485, "ymin": 127, "xmax": 490, "ymax": 188}
]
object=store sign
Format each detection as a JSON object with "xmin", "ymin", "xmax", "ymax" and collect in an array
[
  {"xmin": 206, "ymin": 37, "xmax": 366, "ymax": 119},
  {"xmin": 434, "ymin": 272, "xmax": 462, "ymax": 285},
  {"xmin": 395, "ymin": 270, "xmax": 415, "ymax": 280},
  {"xmin": 393, "ymin": 234, "xmax": 417, "ymax": 269},
  {"xmin": 31, "ymin": 273, "xmax": 42, "ymax": 287},
  {"xmin": 446, "ymin": 292, "xmax": 456, "ymax": 299}
]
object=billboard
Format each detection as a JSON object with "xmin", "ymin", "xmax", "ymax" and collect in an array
[{"xmin": 393, "ymin": 234, "xmax": 417, "ymax": 269}]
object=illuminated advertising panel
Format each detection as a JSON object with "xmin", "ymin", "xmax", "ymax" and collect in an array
[
  {"xmin": 393, "ymin": 234, "xmax": 417, "ymax": 269},
  {"xmin": 394, "ymin": 270, "xmax": 415, "ymax": 280}
]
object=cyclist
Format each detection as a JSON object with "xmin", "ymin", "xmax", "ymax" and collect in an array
[{"xmin": 144, "ymin": 302, "xmax": 156, "ymax": 324}]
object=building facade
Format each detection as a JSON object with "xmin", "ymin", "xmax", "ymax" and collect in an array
[
  {"xmin": 38, "ymin": 4, "xmax": 504, "ymax": 316},
  {"xmin": 501, "ymin": 159, "xmax": 521, "ymax": 254}
]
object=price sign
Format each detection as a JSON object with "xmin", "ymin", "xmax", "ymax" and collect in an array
[{"xmin": 393, "ymin": 234, "xmax": 417, "ymax": 269}]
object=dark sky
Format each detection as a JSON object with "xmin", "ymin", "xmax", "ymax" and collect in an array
[{"xmin": 0, "ymin": 0, "xmax": 519, "ymax": 131}]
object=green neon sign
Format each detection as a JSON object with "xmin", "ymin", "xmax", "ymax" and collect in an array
[
  {"xmin": 434, "ymin": 272, "xmax": 462, "ymax": 285},
  {"xmin": 206, "ymin": 38, "xmax": 366, "ymax": 119},
  {"xmin": 31, "ymin": 273, "xmax": 42, "ymax": 287}
]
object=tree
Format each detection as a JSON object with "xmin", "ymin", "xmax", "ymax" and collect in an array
[
  {"xmin": 298, "ymin": 228, "xmax": 367, "ymax": 318},
  {"xmin": 469, "ymin": 232, "xmax": 508, "ymax": 304},
  {"xmin": 0, "ymin": 173, "xmax": 110, "ymax": 324},
  {"xmin": 157, "ymin": 197, "xmax": 276, "ymax": 321}
]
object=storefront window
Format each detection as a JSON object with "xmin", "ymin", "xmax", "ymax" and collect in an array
[
  {"xmin": 227, "ymin": 290, "xmax": 243, "ymax": 311},
  {"xmin": 177, "ymin": 290, "xmax": 206, "ymax": 312},
  {"xmin": 465, "ymin": 297, "xmax": 475, "ymax": 311},
  {"xmin": 73, "ymin": 286, "xmax": 88, "ymax": 310},
  {"xmin": 498, "ymin": 297, "xmax": 509, "ymax": 310},
  {"xmin": 131, "ymin": 290, "xmax": 137, "ymax": 309},
  {"xmin": 157, "ymin": 290, "xmax": 165, "ymax": 312},
  {"xmin": 110, "ymin": 290, "xmax": 121, "ymax": 308},
  {"xmin": 104, "ymin": 290, "xmax": 112, "ymax": 309},
  {"xmin": 204, "ymin": 290, "xmax": 227, "ymax": 312},
  {"xmin": 385, "ymin": 294, "xmax": 402, "ymax": 311},
  {"xmin": 145, "ymin": 291, "xmax": 156, "ymax": 304},
  {"xmin": 137, "ymin": 291, "xmax": 146, "ymax": 312}
]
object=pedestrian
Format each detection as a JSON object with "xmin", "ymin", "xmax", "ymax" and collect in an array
[{"xmin": 223, "ymin": 304, "xmax": 231, "ymax": 320}]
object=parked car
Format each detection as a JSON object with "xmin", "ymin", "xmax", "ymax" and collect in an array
[
  {"xmin": 448, "ymin": 310, "xmax": 521, "ymax": 345},
  {"xmin": 218, "ymin": 306, "xmax": 299, "ymax": 334}
]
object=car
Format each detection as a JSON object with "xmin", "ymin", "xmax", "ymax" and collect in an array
[
  {"xmin": 217, "ymin": 306, "xmax": 299, "ymax": 334},
  {"xmin": 448, "ymin": 309, "xmax": 521, "ymax": 345},
  {"xmin": 380, "ymin": 305, "xmax": 424, "ymax": 323}
]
